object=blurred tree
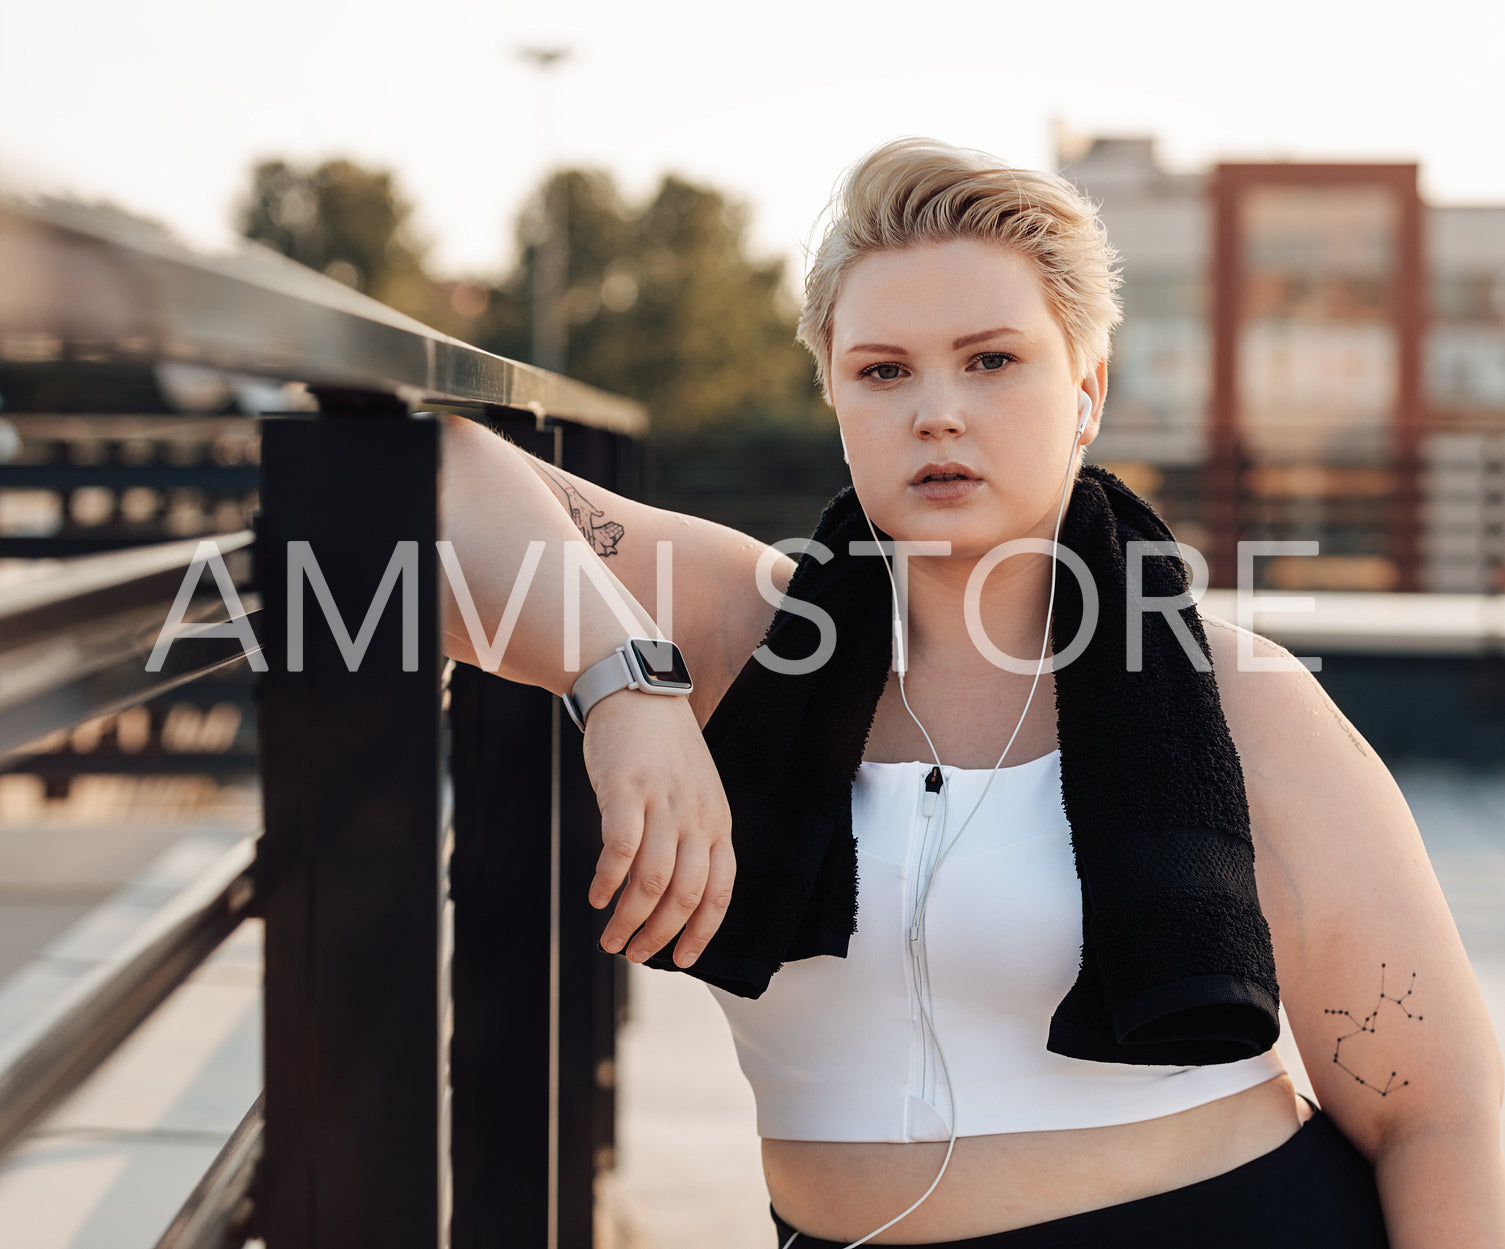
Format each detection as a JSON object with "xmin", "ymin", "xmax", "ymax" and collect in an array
[
  {"xmin": 236, "ymin": 157, "xmax": 828, "ymax": 432},
  {"xmin": 477, "ymin": 168, "xmax": 827, "ymax": 433},
  {"xmin": 237, "ymin": 158, "xmax": 477, "ymax": 336}
]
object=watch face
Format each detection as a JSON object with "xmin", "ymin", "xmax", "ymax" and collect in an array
[{"xmin": 627, "ymin": 639, "xmax": 693, "ymax": 690}]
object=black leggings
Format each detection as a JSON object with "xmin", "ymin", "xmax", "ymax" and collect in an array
[{"xmin": 770, "ymin": 1104, "xmax": 1390, "ymax": 1248}]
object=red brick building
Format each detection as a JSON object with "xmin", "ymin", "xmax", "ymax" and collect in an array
[{"xmin": 1061, "ymin": 136, "xmax": 1505, "ymax": 593}]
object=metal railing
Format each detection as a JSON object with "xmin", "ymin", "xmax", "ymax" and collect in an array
[{"xmin": 0, "ymin": 196, "xmax": 646, "ymax": 1248}]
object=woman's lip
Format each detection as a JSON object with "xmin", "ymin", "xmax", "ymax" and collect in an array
[
  {"xmin": 910, "ymin": 462, "xmax": 976, "ymax": 484},
  {"xmin": 910, "ymin": 477, "xmax": 983, "ymax": 502}
]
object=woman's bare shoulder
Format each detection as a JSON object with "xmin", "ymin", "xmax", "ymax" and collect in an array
[{"xmin": 1196, "ymin": 609, "xmax": 1378, "ymax": 785}]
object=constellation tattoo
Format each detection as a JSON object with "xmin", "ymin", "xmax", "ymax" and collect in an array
[
  {"xmin": 1324, "ymin": 963, "xmax": 1423, "ymax": 1096},
  {"xmin": 541, "ymin": 466, "xmax": 626, "ymax": 557}
]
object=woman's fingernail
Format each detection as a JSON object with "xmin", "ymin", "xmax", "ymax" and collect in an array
[
  {"xmin": 676, "ymin": 949, "xmax": 699, "ymax": 968},
  {"xmin": 601, "ymin": 936, "xmax": 623, "ymax": 954}
]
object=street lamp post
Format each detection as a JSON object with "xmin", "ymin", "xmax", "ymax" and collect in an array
[{"xmin": 517, "ymin": 46, "xmax": 571, "ymax": 375}]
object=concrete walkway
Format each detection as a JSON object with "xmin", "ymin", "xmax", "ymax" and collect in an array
[
  {"xmin": 611, "ymin": 761, "xmax": 1505, "ymax": 1249},
  {"xmin": 0, "ymin": 775, "xmax": 249, "ymax": 983}
]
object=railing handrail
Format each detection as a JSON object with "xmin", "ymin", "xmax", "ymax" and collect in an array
[
  {"xmin": 152, "ymin": 1093, "xmax": 264, "ymax": 1249},
  {"xmin": 0, "ymin": 199, "xmax": 648, "ymax": 435},
  {"xmin": 0, "ymin": 200, "xmax": 646, "ymax": 1247},
  {"xmin": 0, "ymin": 530, "xmax": 253, "ymax": 628},
  {"xmin": 0, "ymin": 835, "xmax": 256, "ymax": 1158},
  {"xmin": 0, "ymin": 529, "xmax": 260, "ymax": 764}
]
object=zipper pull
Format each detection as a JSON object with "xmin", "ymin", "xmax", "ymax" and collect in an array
[{"xmin": 921, "ymin": 765, "xmax": 943, "ymax": 819}]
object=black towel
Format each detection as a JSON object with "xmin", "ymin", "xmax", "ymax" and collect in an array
[{"xmin": 640, "ymin": 464, "xmax": 1280, "ymax": 1066}]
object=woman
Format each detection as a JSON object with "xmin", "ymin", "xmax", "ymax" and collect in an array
[{"xmin": 439, "ymin": 139, "xmax": 1505, "ymax": 1246}]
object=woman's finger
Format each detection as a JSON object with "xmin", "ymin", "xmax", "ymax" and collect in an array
[
  {"xmin": 593, "ymin": 792, "xmax": 646, "ymax": 950},
  {"xmin": 671, "ymin": 839, "xmax": 736, "ymax": 968},
  {"xmin": 600, "ymin": 817, "xmax": 678, "ymax": 958},
  {"xmin": 624, "ymin": 838, "xmax": 711, "ymax": 963}
]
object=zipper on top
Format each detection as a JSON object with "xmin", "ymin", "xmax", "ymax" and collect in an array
[{"xmin": 908, "ymin": 764, "xmax": 946, "ymax": 1109}]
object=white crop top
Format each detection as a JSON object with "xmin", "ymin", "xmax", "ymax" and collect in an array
[{"xmin": 707, "ymin": 748, "xmax": 1286, "ymax": 1142}]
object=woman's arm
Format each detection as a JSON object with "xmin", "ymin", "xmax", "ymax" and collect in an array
[
  {"xmin": 1203, "ymin": 613, "xmax": 1505, "ymax": 1247},
  {"xmin": 437, "ymin": 412, "xmax": 789, "ymax": 716},
  {"xmin": 437, "ymin": 413, "xmax": 795, "ymax": 969}
]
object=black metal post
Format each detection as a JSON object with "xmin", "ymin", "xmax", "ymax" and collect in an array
[
  {"xmin": 558, "ymin": 715, "xmax": 611, "ymax": 1247},
  {"xmin": 256, "ymin": 409, "xmax": 446, "ymax": 1249},
  {"xmin": 449, "ymin": 417, "xmax": 628, "ymax": 1249},
  {"xmin": 556, "ymin": 424, "xmax": 633, "ymax": 1231},
  {"xmin": 449, "ymin": 418, "xmax": 562, "ymax": 1249},
  {"xmin": 450, "ymin": 670, "xmax": 558, "ymax": 1247}
]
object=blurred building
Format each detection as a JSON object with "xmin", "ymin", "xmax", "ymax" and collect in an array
[{"xmin": 1063, "ymin": 136, "xmax": 1505, "ymax": 592}]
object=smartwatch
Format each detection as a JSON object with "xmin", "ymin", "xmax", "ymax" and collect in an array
[{"xmin": 564, "ymin": 637, "xmax": 693, "ymax": 730}]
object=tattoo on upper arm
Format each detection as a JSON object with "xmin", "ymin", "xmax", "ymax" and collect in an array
[
  {"xmin": 1324, "ymin": 963, "xmax": 1424, "ymax": 1096},
  {"xmin": 539, "ymin": 465, "xmax": 626, "ymax": 557}
]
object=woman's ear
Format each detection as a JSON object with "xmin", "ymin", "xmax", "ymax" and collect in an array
[{"xmin": 1080, "ymin": 359, "xmax": 1108, "ymax": 444}]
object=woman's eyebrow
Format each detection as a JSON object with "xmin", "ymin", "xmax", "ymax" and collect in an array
[
  {"xmin": 841, "ymin": 326, "xmax": 1028, "ymax": 357},
  {"xmin": 951, "ymin": 325, "xmax": 1026, "ymax": 349}
]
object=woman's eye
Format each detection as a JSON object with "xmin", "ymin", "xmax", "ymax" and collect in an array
[
  {"xmin": 972, "ymin": 352, "xmax": 1012, "ymax": 371},
  {"xmin": 861, "ymin": 363, "xmax": 905, "ymax": 382}
]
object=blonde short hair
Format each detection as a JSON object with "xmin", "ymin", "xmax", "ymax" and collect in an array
[{"xmin": 797, "ymin": 138, "xmax": 1124, "ymax": 401}]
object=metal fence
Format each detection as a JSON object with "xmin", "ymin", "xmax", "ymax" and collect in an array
[{"xmin": 0, "ymin": 198, "xmax": 645, "ymax": 1247}]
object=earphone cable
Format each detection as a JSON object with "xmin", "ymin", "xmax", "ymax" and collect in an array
[
  {"xmin": 912, "ymin": 428, "xmax": 1079, "ymax": 935},
  {"xmin": 791, "ymin": 420, "xmax": 1084, "ymax": 1249}
]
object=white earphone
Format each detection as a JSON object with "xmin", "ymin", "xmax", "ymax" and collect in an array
[{"xmin": 786, "ymin": 393, "xmax": 1091, "ymax": 1249}]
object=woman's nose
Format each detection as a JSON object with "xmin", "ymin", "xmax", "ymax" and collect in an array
[{"xmin": 912, "ymin": 383, "xmax": 967, "ymax": 439}]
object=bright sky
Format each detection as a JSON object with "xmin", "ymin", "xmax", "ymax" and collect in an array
[{"xmin": 2, "ymin": 0, "xmax": 1501, "ymax": 284}]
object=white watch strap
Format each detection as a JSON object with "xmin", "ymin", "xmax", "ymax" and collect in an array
[{"xmin": 566, "ymin": 647, "xmax": 636, "ymax": 730}]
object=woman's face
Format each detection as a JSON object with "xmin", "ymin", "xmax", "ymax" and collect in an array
[{"xmin": 829, "ymin": 238, "xmax": 1101, "ymax": 559}]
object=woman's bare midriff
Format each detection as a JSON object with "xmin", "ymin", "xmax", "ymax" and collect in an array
[{"xmin": 762, "ymin": 1073, "xmax": 1313, "ymax": 1244}]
